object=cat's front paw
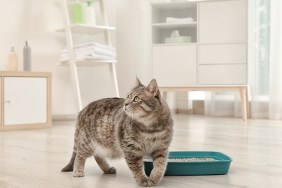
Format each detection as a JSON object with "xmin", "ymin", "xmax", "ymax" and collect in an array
[
  {"xmin": 73, "ymin": 171, "xmax": 85, "ymax": 177},
  {"xmin": 138, "ymin": 178, "xmax": 154, "ymax": 187},
  {"xmin": 104, "ymin": 167, "xmax": 116, "ymax": 174}
]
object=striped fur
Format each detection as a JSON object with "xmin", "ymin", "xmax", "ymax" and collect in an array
[{"xmin": 61, "ymin": 79, "xmax": 173, "ymax": 187}]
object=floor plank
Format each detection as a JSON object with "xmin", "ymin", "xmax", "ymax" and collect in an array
[{"xmin": 1, "ymin": 115, "xmax": 282, "ymax": 188}]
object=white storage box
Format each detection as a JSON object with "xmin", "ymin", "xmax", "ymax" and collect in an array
[{"xmin": 165, "ymin": 36, "xmax": 191, "ymax": 44}]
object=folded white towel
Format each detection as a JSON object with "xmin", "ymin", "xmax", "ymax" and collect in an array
[
  {"xmin": 86, "ymin": 54, "xmax": 115, "ymax": 60},
  {"xmin": 60, "ymin": 42, "xmax": 116, "ymax": 62},
  {"xmin": 71, "ymin": 42, "xmax": 115, "ymax": 52},
  {"xmin": 166, "ymin": 17, "xmax": 194, "ymax": 23},
  {"xmin": 60, "ymin": 53, "xmax": 115, "ymax": 62},
  {"xmin": 61, "ymin": 49, "xmax": 116, "ymax": 58},
  {"xmin": 93, "ymin": 47, "xmax": 116, "ymax": 58}
]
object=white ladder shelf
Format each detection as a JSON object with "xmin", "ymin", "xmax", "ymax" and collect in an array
[{"xmin": 61, "ymin": 0, "xmax": 119, "ymax": 111}]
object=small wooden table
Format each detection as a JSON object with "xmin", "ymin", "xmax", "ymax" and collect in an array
[{"xmin": 160, "ymin": 85, "xmax": 249, "ymax": 121}]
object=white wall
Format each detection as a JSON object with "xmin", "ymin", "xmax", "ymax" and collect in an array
[
  {"xmin": 0, "ymin": 0, "xmax": 156, "ymax": 116},
  {"xmin": 115, "ymin": 0, "xmax": 152, "ymax": 93}
]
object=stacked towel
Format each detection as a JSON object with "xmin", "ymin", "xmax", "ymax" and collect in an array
[
  {"xmin": 166, "ymin": 17, "xmax": 194, "ymax": 23},
  {"xmin": 60, "ymin": 42, "xmax": 116, "ymax": 62}
]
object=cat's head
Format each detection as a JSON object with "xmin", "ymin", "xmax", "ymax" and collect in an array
[{"xmin": 124, "ymin": 78, "xmax": 162, "ymax": 121}]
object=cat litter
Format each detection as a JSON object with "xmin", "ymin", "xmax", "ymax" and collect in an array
[
  {"xmin": 144, "ymin": 151, "xmax": 232, "ymax": 176},
  {"xmin": 144, "ymin": 157, "xmax": 217, "ymax": 162},
  {"xmin": 167, "ymin": 157, "xmax": 217, "ymax": 162}
]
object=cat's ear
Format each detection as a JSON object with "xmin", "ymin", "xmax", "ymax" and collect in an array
[
  {"xmin": 136, "ymin": 77, "xmax": 143, "ymax": 87},
  {"xmin": 148, "ymin": 79, "xmax": 161, "ymax": 100}
]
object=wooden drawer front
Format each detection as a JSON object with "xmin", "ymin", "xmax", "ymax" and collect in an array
[
  {"xmin": 153, "ymin": 45, "xmax": 197, "ymax": 86},
  {"xmin": 198, "ymin": 64, "xmax": 247, "ymax": 84},
  {"xmin": 198, "ymin": 44, "xmax": 247, "ymax": 65}
]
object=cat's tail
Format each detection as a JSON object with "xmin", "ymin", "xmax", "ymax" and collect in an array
[
  {"xmin": 62, "ymin": 114, "xmax": 81, "ymax": 172},
  {"xmin": 61, "ymin": 152, "xmax": 76, "ymax": 172}
]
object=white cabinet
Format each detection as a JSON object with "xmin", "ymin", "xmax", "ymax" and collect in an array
[
  {"xmin": 151, "ymin": 0, "xmax": 248, "ymax": 86},
  {"xmin": 151, "ymin": 0, "xmax": 249, "ymax": 120},
  {"xmin": 153, "ymin": 44, "xmax": 197, "ymax": 85},
  {"xmin": 0, "ymin": 72, "xmax": 52, "ymax": 131}
]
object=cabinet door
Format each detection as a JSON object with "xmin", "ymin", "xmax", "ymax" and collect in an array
[
  {"xmin": 199, "ymin": 0, "xmax": 247, "ymax": 44},
  {"xmin": 4, "ymin": 77, "xmax": 47, "ymax": 125},
  {"xmin": 153, "ymin": 45, "xmax": 197, "ymax": 86}
]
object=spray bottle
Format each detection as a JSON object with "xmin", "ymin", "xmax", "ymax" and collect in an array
[
  {"xmin": 84, "ymin": 1, "xmax": 96, "ymax": 25},
  {"xmin": 6, "ymin": 47, "xmax": 19, "ymax": 71}
]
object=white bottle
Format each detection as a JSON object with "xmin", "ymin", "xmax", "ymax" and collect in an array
[
  {"xmin": 23, "ymin": 41, "xmax": 31, "ymax": 71},
  {"xmin": 6, "ymin": 47, "xmax": 19, "ymax": 71},
  {"xmin": 84, "ymin": 1, "xmax": 96, "ymax": 26}
]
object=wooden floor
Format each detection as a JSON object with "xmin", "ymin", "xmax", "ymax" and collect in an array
[{"xmin": 1, "ymin": 114, "xmax": 282, "ymax": 188}]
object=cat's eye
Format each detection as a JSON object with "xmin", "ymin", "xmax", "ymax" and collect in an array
[
  {"xmin": 133, "ymin": 96, "xmax": 140, "ymax": 102},
  {"xmin": 127, "ymin": 95, "xmax": 129, "ymax": 98}
]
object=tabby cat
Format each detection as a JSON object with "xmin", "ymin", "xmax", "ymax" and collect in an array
[{"xmin": 61, "ymin": 78, "xmax": 173, "ymax": 187}]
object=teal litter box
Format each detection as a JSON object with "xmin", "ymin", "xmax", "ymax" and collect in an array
[{"xmin": 144, "ymin": 151, "xmax": 232, "ymax": 176}]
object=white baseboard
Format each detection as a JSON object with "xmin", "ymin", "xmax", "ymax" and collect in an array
[{"xmin": 52, "ymin": 114, "xmax": 77, "ymax": 121}]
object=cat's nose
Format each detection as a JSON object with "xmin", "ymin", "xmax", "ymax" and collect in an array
[{"xmin": 124, "ymin": 102, "xmax": 129, "ymax": 107}]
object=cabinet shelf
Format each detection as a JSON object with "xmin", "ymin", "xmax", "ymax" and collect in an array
[
  {"xmin": 57, "ymin": 24, "xmax": 115, "ymax": 34},
  {"xmin": 151, "ymin": 1, "xmax": 197, "ymax": 10},
  {"xmin": 152, "ymin": 22, "xmax": 197, "ymax": 29},
  {"xmin": 151, "ymin": 1, "xmax": 197, "ymax": 45},
  {"xmin": 153, "ymin": 43, "xmax": 197, "ymax": 47},
  {"xmin": 68, "ymin": 0, "xmax": 99, "ymax": 2}
]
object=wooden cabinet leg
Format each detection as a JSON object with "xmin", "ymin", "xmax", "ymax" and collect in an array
[
  {"xmin": 162, "ymin": 91, "xmax": 168, "ymax": 101},
  {"xmin": 239, "ymin": 87, "xmax": 248, "ymax": 121},
  {"xmin": 245, "ymin": 87, "xmax": 250, "ymax": 118}
]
